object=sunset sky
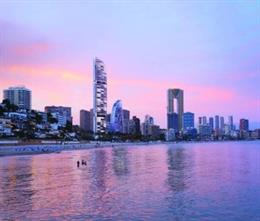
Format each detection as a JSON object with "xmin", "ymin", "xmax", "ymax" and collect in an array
[{"xmin": 0, "ymin": 1, "xmax": 259, "ymax": 129}]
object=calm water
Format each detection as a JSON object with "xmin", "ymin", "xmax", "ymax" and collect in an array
[{"xmin": 0, "ymin": 141, "xmax": 260, "ymax": 221}]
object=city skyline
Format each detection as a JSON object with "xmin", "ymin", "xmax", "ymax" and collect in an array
[{"xmin": 0, "ymin": 1, "xmax": 259, "ymax": 129}]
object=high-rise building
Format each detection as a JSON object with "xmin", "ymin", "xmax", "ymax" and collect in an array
[
  {"xmin": 228, "ymin": 116, "xmax": 234, "ymax": 130},
  {"xmin": 167, "ymin": 88, "xmax": 184, "ymax": 131},
  {"xmin": 45, "ymin": 106, "xmax": 72, "ymax": 126},
  {"xmin": 110, "ymin": 100, "xmax": 123, "ymax": 133},
  {"xmin": 93, "ymin": 58, "xmax": 107, "ymax": 134},
  {"xmin": 198, "ymin": 124, "xmax": 212, "ymax": 137},
  {"xmin": 123, "ymin": 109, "xmax": 130, "ymax": 120},
  {"xmin": 202, "ymin": 116, "xmax": 207, "ymax": 125},
  {"xmin": 239, "ymin": 119, "xmax": 249, "ymax": 131},
  {"xmin": 224, "ymin": 124, "xmax": 231, "ymax": 136},
  {"xmin": 209, "ymin": 117, "xmax": 214, "ymax": 131},
  {"xmin": 122, "ymin": 109, "xmax": 130, "ymax": 134},
  {"xmin": 145, "ymin": 115, "xmax": 154, "ymax": 125},
  {"xmin": 80, "ymin": 110, "xmax": 91, "ymax": 132},
  {"xmin": 215, "ymin": 115, "xmax": 219, "ymax": 130},
  {"xmin": 183, "ymin": 112, "xmax": 194, "ymax": 130},
  {"xmin": 220, "ymin": 116, "xmax": 225, "ymax": 131},
  {"xmin": 90, "ymin": 108, "xmax": 94, "ymax": 132},
  {"xmin": 168, "ymin": 113, "xmax": 178, "ymax": 130},
  {"xmin": 141, "ymin": 115, "xmax": 154, "ymax": 136},
  {"xmin": 3, "ymin": 86, "xmax": 31, "ymax": 110},
  {"xmin": 106, "ymin": 113, "xmax": 111, "ymax": 132},
  {"xmin": 141, "ymin": 115, "xmax": 160, "ymax": 138},
  {"xmin": 198, "ymin": 117, "xmax": 203, "ymax": 125},
  {"xmin": 129, "ymin": 116, "xmax": 141, "ymax": 135},
  {"xmin": 214, "ymin": 115, "xmax": 220, "ymax": 136}
]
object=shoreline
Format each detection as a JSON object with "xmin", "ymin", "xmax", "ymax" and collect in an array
[
  {"xmin": 0, "ymin": 141, "xmax": 161, "ymax": 157},
  {"xmin": 0, "ymin": 139, "xmax": 258, "ymax": 157}
]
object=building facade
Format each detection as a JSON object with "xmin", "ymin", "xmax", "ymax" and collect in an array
[
  {"xmin": 202, "ymin": 116, "xmax": 207, "ymax": 125},
  {"xmin": 141, "ymin": 115, "xmax": 154, "ymax": 136},
  {"xmin": 3, "ymin": 86, "xmax": 31, "ymax": 110},
  {"xmin": 45, "ymin": 106, "xmax": 72, "ymax": 126},
  {"xmin": 183, "ymin": 112, "xmax": 194, "ymax": 130},
  {"xmin": 220, "ymin": 116, "xmax": 225, "ymax": 131},
  {"xmin": 93, "ymin": 58, "xmax": 107, "ymax": 134},
  {"xmin": 198, "ymin": 117, "xmax": 202, "ymax": 125},
  {"xmin": 209, "ymin": 117, "xmax": 214, "ymax": 131},
  {"xmin": 167, "ymin": 88, "xmax": 184, "ymax": 131},
  {"xmin": 110, "ymin": 100, "xmax": 123, "ymax": 133},
  {"xmin": 228, "ymin": 116, "xmax": 234, "ymax": 130},
  {"xmin": 122, "ymin": 109, "xmax": 130, "ymax": 134},
  {"xmin": 90, "ymin": 108, "xmax": 94, "ymax": 132},
  {"xmin": 215, "ymin": 115, "xmax": 219, "ymax": 130},
  {"xmin": 80, "ymin": 110, "xmax": 91, "ymax": 132},
  {"xmin": 168, "ymin": 113, "xmax": 178, "ymax": 130},
  {"xmin": 198, "ymin": 124, "xmax": 212, "ymax": 137},
  {"xmin": 239, "ymin": 119, "xmax": 249, "ymax": 131},
  {"xmin": 129, "ymin": 116, "xmax": 141, "ymax": 135}
]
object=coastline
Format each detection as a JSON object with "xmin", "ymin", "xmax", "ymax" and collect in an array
[
  {"xmin": 0, "ymin": 141, "xmax": 163, "ymax": 157},
  {"xmin": 0, "ymin": 139, "xmax": 258, "ymax": 157}
]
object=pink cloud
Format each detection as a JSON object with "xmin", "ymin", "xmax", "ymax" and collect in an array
[
  {"xmin": 10, "ymin": 41, "xmax": 51, "ymax": 57},
  {"xmin": 0, "ymin": 20, "xmax": 54, "ymax": 67},
  {"xmin": 1, "ymin": 64, "xmax": 87, "ymax": 81}
]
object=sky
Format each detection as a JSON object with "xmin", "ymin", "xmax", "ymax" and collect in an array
[{"xmin": 0, "ymin": 0, "xmax": 259, "ymax": 129}]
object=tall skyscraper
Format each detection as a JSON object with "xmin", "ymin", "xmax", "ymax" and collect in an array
[
  {"xmin": 228, "ymin": 116, "xmax": 234, "ymax": 130},
  {"xmin": 183, "ymin": 112, "xmax": 194, "ymax": 130},
  {"xmin": 122, "ymin": 109, "xmax": 130, "ymax": 134},
  {"xmin": 239, "ymin": 119, "xmax": 249, "ymax": 131},
  {"xmin": 167, "ymin": 88, "xmax": 184, "ymax": 131},
  {"xmin": 215, "ymin": 115, "xmax": 219, "ymax": 130},
  {"xmin": 202, "ymin": 116, "xmax": 207, "ymax": 125},
  {"xmin": 123, "ymin": 109, "xmax": 130, "ymax": 120},
  {"xmin": 168, "ymin": 113, "xmax": 178, "ymax": 130},
  {"xmin": 214, "ymin": 115, "xmax": 220, "ymax": 136},
  {"xmin": 80, "ymin": 110, "xmax": 91, "ymax": 132},
  {"xmin": 93, "ymin": 58, "xmax": 107, "ymax": 134},
  {"xmin": 198, "ymin": 117, "xmax": 203, "ymax": 125},
  {"xmin": 209, "ymin": 117, "xmax": 214, "ymax": 131},
  {"xmin": 220, "ymin": 116, "xmax": 225, "ymax": 130},
  {"xmin": 110, "ymin": 100, "xmax": 123, "ymax": 133},
  {"xmin": 3, "ymin": 86, "xmax": 31, "ymax": 110}
]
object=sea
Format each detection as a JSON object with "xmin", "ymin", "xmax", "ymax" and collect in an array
[{"xmin": 0, "ymin": 141, "xmax": 259, "ymax": 221}]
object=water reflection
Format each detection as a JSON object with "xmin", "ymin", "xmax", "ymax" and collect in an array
[
  {"xmin": 167, "ymin": 146, "xmax": 188, "ymax": 192},
  {"xmin": 164, "ymin": 145, "xmax": 195, "ymax": 220},
  {"xmin": 0, "ymin": 141, "xmax": 259, "ymax": 221},
  {"xmin": 112, "ymin": 147, "xmax": 129, "ymax": 177},
  {"xmin": 0, "ymin": 157, "xmax": 34, "ymax": 220},
  {"xmin": 90, "ymin": 149, "xmax": 109, "ymax": 191}
]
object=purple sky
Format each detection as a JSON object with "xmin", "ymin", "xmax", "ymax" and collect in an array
[{"xmin": 0, "ymin": 1, "xmax": 259, "ymax": 129}]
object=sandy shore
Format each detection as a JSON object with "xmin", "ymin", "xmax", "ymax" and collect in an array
[
  {"xmin": 0, "ymin": 139, "xmax": 256, "ymax": 157},
  {"xmin": 0, "ymin": 141, "xmax": 162, "ymax": 157}
]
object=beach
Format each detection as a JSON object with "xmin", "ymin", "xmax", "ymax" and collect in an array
[{"xmin": 0, "ymin": 140, "xmax": 163, "ymax": 156}]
